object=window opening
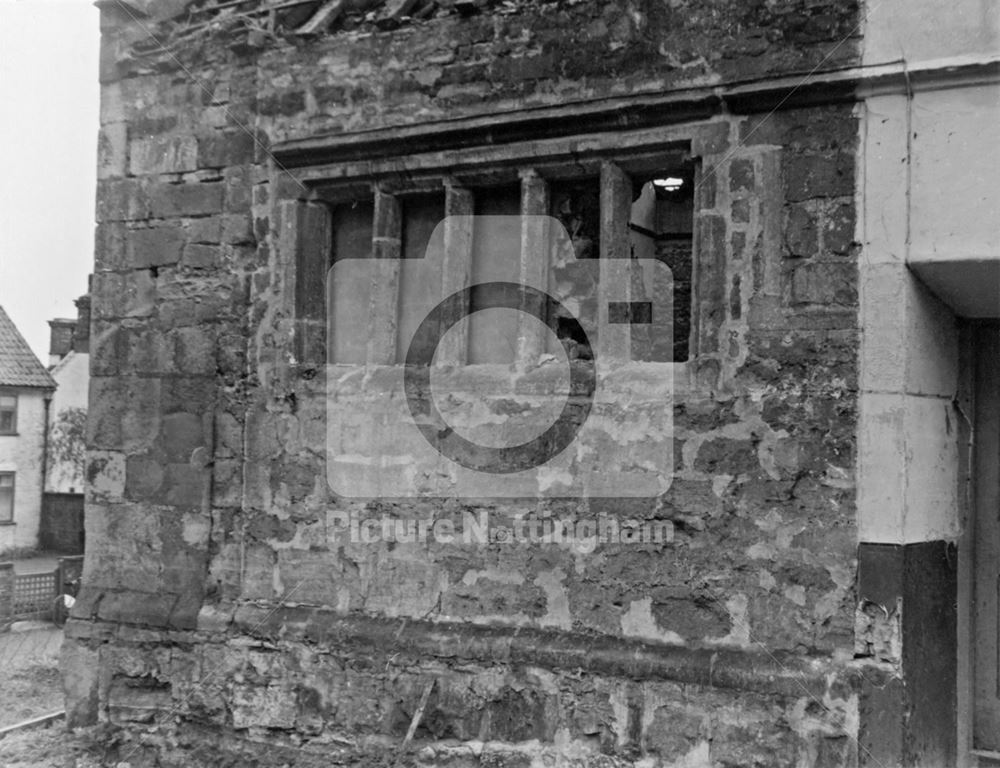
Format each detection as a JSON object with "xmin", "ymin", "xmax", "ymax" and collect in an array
[
  {"xmin": 0, "ymin": 473, "xmax": 13, "ymax": 523},
  {"xmin": 0, "ymin": 394, "xmax": 16, "ymax": 434},
  {"xmin": 630, "ymin": 166, "xmax": 694, "ymax": 362}
]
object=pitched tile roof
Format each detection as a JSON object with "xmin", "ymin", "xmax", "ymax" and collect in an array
[{"xmin": 0, "ymin": 306, "xmax": 56, "ymax": 389}]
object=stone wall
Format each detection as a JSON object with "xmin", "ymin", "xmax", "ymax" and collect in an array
[
  {"xmin": 64, "ymin": 1, "xmax": 885, "ymax": 765},
  {"xmin": 0, "ymin": 562, "xmax": 12, "ymax": 631}
]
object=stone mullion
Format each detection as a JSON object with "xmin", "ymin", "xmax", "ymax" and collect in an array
[
  {"xmin": 688, "ymin": 156, "xmax": 727, "ymax": 388},
  {"xmin": 291, "ymin": 201, "xmax": 333, "ymax": 366},
  {"xmin": 437, "ymin": 180, "xmax": 474, "ymax": 367},
  {"xmin": 367, "ymin": 188, "xmax": 403, "ymax": 366},
  {"xmin": 517, "ymin": 168, "xmax": 550, "ymax": 369},
  {"xmin": 599, "ymin": 161, "xmax": 633, "ymax": 364}
]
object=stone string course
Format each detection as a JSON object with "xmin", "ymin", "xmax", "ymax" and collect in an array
[{"xmin": 67, "ymin": 1, "xmax": 877, "ymax": 765}]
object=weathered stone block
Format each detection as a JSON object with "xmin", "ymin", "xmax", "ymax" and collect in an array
[
  {"xmin": 122, "ymin": 326, "xmax": 172, "ymax": 374},
  {"xmin": 148, "ymin": 181, "xmax": 225, "ymax": 218},
  {"xmin": 784, "ymin": 151, "xmax": 854, "ymax": 202},
  {"xmin": 231, "ymin": 683, "xmax": 298, "ymax": 729},
  {"xmin": 651, "ymin": 592, "xmax": 730, "ymax": 640},
  {"xmin": 730, "ymin": 230, "xmax": 747, "ymax": 260},
  {"xmin": 695, "ymin": 437, "xmax": 759, "ymax": 475},
  {"xmin": 197, "ymin": 129, "xmax": 257, "ymax": 168},
  {"xmin": 87, "ymin": 450, "xmax": 127, "ymax": 502},
  {"xmin": 730, "ymin": 274, "xmax": 742, "ymax": 320},
  {"xmin": 691, "ymin": 120, "xmax": 731, "ymax": 156},
  {"xmin": 739, "ymin": 108, "xmax": 857, "ymax": 152},
  {"xmin": 125, "ymin": 454, "xmax": 165, "ymax": 501},
  {"xmin": 214, "ymin": 412, "xmax": 243, "ymax": 459},
  {"xmin": 94, "ymin": 221, "xmax": 129, "ymax": 271},
  {"xmin": 164, "ymin": 463, "xmax": 210, "ymax": 508},
  {"xmin": 60, "ymin": 641, "xmax": 101, "ymax": 728},
  {"xmin": 95, "ymin": 376, "xmax": 161, "ymax": 452},
  {"xmin": 183, "ymin": 243, "xmax": 220, "ymax": 268},
  {"xmin": 212, "ymin": 458, "xmax": 244, "ymax": 506},
  {"xmin": 785, "ymin": 203, "xmax": 818, "ymax": 258},
  {"xmin": 97, "ymin": 123, "xmax": 129, "ymax": 179},
  {"xmin": 156, "ymin": 287, "xmax": 236, "ymax": 327},
  {"xmin": 161, "ymin": 412, "xmax": 208, "ymax": 462},
  {"xmin": 129, "ymin": 134, "xmax": 199, "ymax": 175},
  {"xmin": 89, "ymin": 321, "xmax": 123, "ymax": 376},
  {"xmin": 161, "ymin": 376, "xmax": 215, "ymax": 414},
  {"xmin": 822, "ymin": 199, "xmax": 855, "ymax": 255},
  {"xmin": 96, "ymin": 178, "xmax": 150, "ymax": 221},
  {"xmin": 699, "ymin": 163, "xmax": 718, "ymax": 210},
  {"xmin": 731, "ymin": 197, "xmax": 751, "ymax": 224},
  {"xmin": 223, "ymin": 165, "xmax": 253, "ymax": 212},
  {"xmin": 128, "ymin": 223, "xmax": 185, "ymax": 268},
  {"xmin": 97, "ymin": 590, "xmax": 176, "ymax": 627},
  {"xmin": 92, "ymin": 271, "xmax": 157, "ymax": 319},
  {"xmin": 221, "ymin": 212, "xmax": 254, "ymax": 244},
  {"xmin": 215, "ymin": 331, "xmax": 248, "ymax": 380},
  {"xmin": 172, "ymin": 326, "xmax": 216, "ymax": 374},
  {"xmin": 185, "ymin": 215, "xmax": 222, "ymax": 244},
  {"xmin": 729, "ymin": 157, "xmax": 755, "ymax": 192},
  {"xmin": 108, "ymin": 675, "xmax": 173, "ymax": 723},
  {"xmin": 788, "ymin": 261, "xmax": 857, "ymax": 307}
]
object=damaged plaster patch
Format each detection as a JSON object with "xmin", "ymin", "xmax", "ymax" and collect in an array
[
  {"xmin": 758, "ymin": 569, "xmax": 777, "ymax": 590},
  {"xmin": 181, "ymin": 512, "xmax": 210, "ymax": 547},
  {"xmin": 538, "ymin": 464, "xmax": 574, "ymax": 493},
  {"xmin": 534, "ymin": 568, "xmax": 572, "ymax": 629},
  {"xmin": 705, "ymin": 593, "xmax": 751, "ymax": 647},
  {"xmin": 783, "ymin": 584, "xmax": 807, "ymax": 606},
  {"xmin": 621, "ymin": 598, "xmax": 685, "ymax": 645},
  {"xmin": 462, "ymin": 568, "xmax": 524, "ymax": 586},
  {"xmin": 88, "ymin": 449, "xmax": 126, "ymax": 499},
  {"xmin": 854, "ymin": 597, "xmax": 902, "ymax": 663},
  {"xmin": 668, "ymin": 741, "xmax": 712, "ymax": 768}
]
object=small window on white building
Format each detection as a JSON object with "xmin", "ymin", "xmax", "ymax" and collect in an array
[
  {"xmin": 0, "ymin": 473, "xmax": 13, "ymax": 523},
  {"xmin": 0, "ymin": 394, "xmax": 16, "ymax": 434}
]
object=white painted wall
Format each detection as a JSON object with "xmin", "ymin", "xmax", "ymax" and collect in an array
[
  {"xmin": 0, "ymin": 388, "xmax": 49, "ymax": 554},
  {"xmin": 45, "ymin": 351, "xmax": 88, "ymax": 494},
  {"xmin": 908, "ymin": 85, "xmax": 1000, "ymax": 265},
  {"xmin": 862, "ymin": 0, "xmax": 1000, "ymax": 317},
  {"xmin": 864, "ymin": 0, "xmax": 999, "ymax": 67},
  {"xmin": 857, "ymin": 0, "xmax": 999, "ymax": 544}
]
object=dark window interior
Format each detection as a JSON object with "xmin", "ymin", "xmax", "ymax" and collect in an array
[
  {"xmin": 629, "ymin": 166, "xmax": 695, "ymax": 362},
  {"xmin": 0, "ymin": 473, "xmax": 13, "ymax": 522},
  {"xmin": 331, "ymin": 200, "xmax": 374, "ymax": 263},
  {"xmin": 0, "ymin": 394, "xmax": 16, "ymax": 434}
]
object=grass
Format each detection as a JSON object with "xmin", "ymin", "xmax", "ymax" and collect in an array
[
  {"xmin": 0, "ymin": 627, "xmax": 84, "ymax": 767},
  {"xmin": 0, "ymin": 664, "xmax": 63, "ymax": 726},
  {"xmin": 0, "ymin": 724, "xmax": 110, "ymax": 768},
  {"xmin": 0, "ymin": 663, "xmax": 115, "ymax": 767}
]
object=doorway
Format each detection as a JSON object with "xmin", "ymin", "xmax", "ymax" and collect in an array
[{"xmin": 962, "ymin": 322, "xmax": 1000, "ymax": 765}]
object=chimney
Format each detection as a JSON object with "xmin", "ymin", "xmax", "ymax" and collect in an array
[
  {"xmin": 48, "ymin": 319, "xmax": 76, "ymax": 366},
  {"xmin": 73, "ymin": 295, "xmax": 91, "ymax": 354}
]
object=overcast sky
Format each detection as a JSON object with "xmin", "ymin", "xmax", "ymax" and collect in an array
[{"xmin": 0, "ymin": 0, "xmax": 100, "ymax": 361}]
